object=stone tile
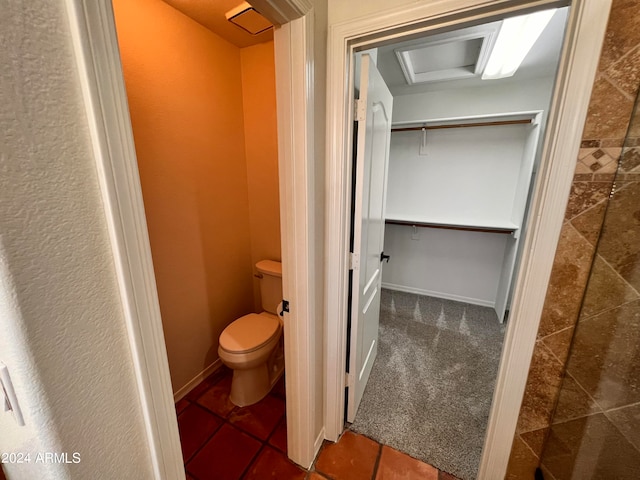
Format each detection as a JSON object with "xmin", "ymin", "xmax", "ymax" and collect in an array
[
  {"xmin": 516, "ymin": 342, "xmax": 565, "ymax": 433},
  {"xmin": 570, "ymin": 200, "xmax": 607, "ymax": 246},
  {"xmin": 243, "ymin": 446, "xmax": 306, "ymax": 480},
  {"xmin": 505, "ymin": 435, "xmax": 540, "ymax": 480},
  {"xmin": 593, "ymin": 173, "xmax": 618, "ymax": 182},
  {"xmin": 228, "ymin": 394, "xmax": 285, "ymax": 441},
  {"xmin": 520, "ymin": 428, "xmax": 548, "ymax": 458},
  {"xmin": 187, "ymin": 424, "xmax": 261, "ymax": 480},
  {"xmin": 602, "ymin": 138, "xmax": 626, "ymax": 147},
  {"xmin": 538, "ymin": 224, "xmax": 595, "ymax": 337},
  {"xmin": 315, "ymin": 432, "xmax": 380, "ymax": 480},
  {"xmin": 552, "ymin": 374, "xmax": 602, "ymax": 424},
  {"xmin": 564, "ymin": 181, "xmax": 614, "ymax": 220},
  {"xmin": 574, "ymin": 162, "xmax": 593, "ymax": 175},
  {"xmin": 196, "ymin": 373, "xmax": 236, "ymax": 418},
  {"xmin": 573, "ymin": 173, "xmax": 593, "ymax": 181},
  {"xmin": 541, "ymin": 327, "xmax": 574, "ymax": 365},
  {"xmin": 541, "ymin": 414, "xmax": 640, "ymax": 480},
  {"xmin": 605, "ymin": 403, "xmax": 640, "ymax": 451},
  {"xmin": 580, "ymin": 256, "xmax": 639, "ymax": 319},
  {"xmin": 177, "ymin": 404, "xmax": 223, "ymax": 462},
  {"xmin": 598, "ymin": 0, "xmax": 640, "ymax": 71},
  {"xmin": 606, "ymin": 45, "xmax": 640, "ymax": 98},
  {"xmin": 581, "ymin": 140, "xmax": 601, "ymax": 148},
  {"xmin": 375, "ymin": 446, "xmax": 438, "ymax": 480},
  {"xmin": 582, "ymin": 77, "xmax": 635, "ymax": 140},
  {"xmin": 620, "ymin": 147, "xmax": 640, "ymax": 172},
  {"xmin": 566, "ymin": 300, "xmax": 640, "ymax": 410},
  {"xmin": 596, "ymin": 182, "xmax": 640, "ymax": 291}
]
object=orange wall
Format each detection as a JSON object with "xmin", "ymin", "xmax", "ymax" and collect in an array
[
  {"xmin": 113, "ymin": 0, "xmax": 255, "ymax": 392},
  {"xmin": 240, "ymin": 42, "xmax": 281, "ymax": 309}
]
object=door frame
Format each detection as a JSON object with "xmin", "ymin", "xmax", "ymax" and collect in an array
[
  {"xmin": 64, "ymin": 0, "xmax": 318, "ymax": 477},
  {"xmin": 324, "ymin": 1, "xmax": 611, "ymax": 478}
]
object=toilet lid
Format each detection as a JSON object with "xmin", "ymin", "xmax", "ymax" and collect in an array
[{"xmin": 219, "ymin": 313, "xmax": 280, "ymax": 354}]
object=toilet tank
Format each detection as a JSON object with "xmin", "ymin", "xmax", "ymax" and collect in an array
[{"xmin": 256, "ymin": 260, "xmax": 282, "ymax": 315}]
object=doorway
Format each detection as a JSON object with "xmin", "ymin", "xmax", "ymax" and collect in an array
[
  {"xmin": 346, "ymin": 9, "xmax": 567, "ymax": 477},
  {"xmin": 111, "ymin": 0, "xmax": 289, "ymax": 476},
  {"xmin": 324, "ymin": 1, "xmax": 612, "ymax": 479}
]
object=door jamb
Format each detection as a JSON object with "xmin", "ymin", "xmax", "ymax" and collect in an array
[
  {"xmin": 324, "ymin": 1, "xmax": 611, "ymax": 478},
  {"xmin": 64, "ymin": 0, "xmax": 317, "ymax": 477}
]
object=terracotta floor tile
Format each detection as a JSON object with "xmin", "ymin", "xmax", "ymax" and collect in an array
[
  {"xmin": 175, "ymin": 397, "xmax": 190, "ymax": 415},
  {"xmin": 187, "ymin": 424, "xmax": 261, "ymax": 480},
  {"xmin": 243, "ymin": 446, "xmax": 306, "ymax": 480},
  {"xmin": 228, "ymin": 394, "xmax": 285, "ymax": 441},
  {"xmin": 439, "ymin": 471, "xmax": 461, "ymax": 480},
  {"xmin": 186, "ymin": 368, "xmax": 228, "ymax": 402},
  {"xmin": 375, "ymin": 446, "xmax": 438, "ymax": 480},
  {"xmin": 196, "ymin": 373, "xmax": 237, "ymax": 418},
  {"xmin": 307, "ymin": 473, "xmax": 329, "ymax": 480},
  {"xmin": 268, "ymin": 417, "xmax": 288, "ymax": 453},
  {"xmin": 315, "ymin": 431, "xmax": 380, "ymax": 480},
  {"xmin": 272, "ymin": 375, "xmax": 286, "ymax": 399},
  {"xmin": 177, "ymin": 404, "xmax": 223, "ymax": 462}
]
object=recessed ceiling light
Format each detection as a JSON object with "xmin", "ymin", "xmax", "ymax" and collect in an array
[{"xmin": 483, "ymin": 9, "xmax": 557, "ymax": 80}]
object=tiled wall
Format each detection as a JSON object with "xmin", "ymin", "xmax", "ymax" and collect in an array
[{"xmin": 506, "ymin": 1, "xmax": 640, "ymax": 477}]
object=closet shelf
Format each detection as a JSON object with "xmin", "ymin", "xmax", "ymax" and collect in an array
[{"xmin": 385, "ymin": 217, "xmax": 518, "ymax": 234}]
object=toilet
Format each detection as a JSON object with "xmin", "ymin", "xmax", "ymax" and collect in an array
[{"xmin": 218, "ymin": 260, "xmax": 285, "ymax": 407}]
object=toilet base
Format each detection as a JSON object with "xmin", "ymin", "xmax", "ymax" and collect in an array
[{"xmin": 229, "ymin": 338, "xmax": 285, "ymax": 407}]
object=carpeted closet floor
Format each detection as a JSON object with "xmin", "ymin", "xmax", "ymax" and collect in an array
[{"xmin": 350, "ymin": 289, "xmax": 506, "ymax": 480}]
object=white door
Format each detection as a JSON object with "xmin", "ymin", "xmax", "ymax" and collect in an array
[{"xmin": 347, "ymin": 54, "xmax": 393, "ymax": 422}]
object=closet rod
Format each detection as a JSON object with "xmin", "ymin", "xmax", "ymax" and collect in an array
[
  {"xmin": 391, "ymin": 118, "xmax": 531, "ymax": 132},
  {"xmin": 385, "ymin": 219, "xmax": 516, "ymax": 235}
]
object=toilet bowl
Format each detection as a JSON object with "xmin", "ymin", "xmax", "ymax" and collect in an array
[{"xmin": 218, "ymin": 260, "xmax": 284, "ymax": 407}]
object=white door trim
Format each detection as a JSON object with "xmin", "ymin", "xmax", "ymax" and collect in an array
[
  {"xmin": 324, "ymin": 2, "xmax": 611, "ymax": 479},
  {"xmin": 274, "ymin": 13, "xmax": 323, "ymax": 469},
  {"xmin": 65, "ymin": 0, "xmax": 317, "ymax": 477}
]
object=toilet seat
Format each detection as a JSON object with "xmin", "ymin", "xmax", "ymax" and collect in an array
[{"xmin": 219, "ymin": 313, "xmax": 280, "ymax": 354}]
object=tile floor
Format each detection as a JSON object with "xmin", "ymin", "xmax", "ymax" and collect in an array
[{"xmin": 177, "ymin": 368, "xmax": 460, "ymax": 480}]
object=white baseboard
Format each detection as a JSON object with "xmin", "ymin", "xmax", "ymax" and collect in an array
[
  {"xmin": 173, "ymin": 359, "xmax": 222, "ymax": 402},
  {"xmin": 381, "ymin": 282, "xmax": 495, "ymax": 308},
  {"xmin": 314, "ymin": 427, "xmax": 326, "ymax": 456}
]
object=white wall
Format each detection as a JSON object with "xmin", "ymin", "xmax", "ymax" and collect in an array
[
  {"xmin": 393, "ymin": 76, "xmax": 555, "ymax": 124},
  {"xmin": 382, "ymin": 125, "xmax": 531, "ymax": 306},
  {"xmin": 0, "ymin": 1, "xmax": 153, "ymax": 478},
  {"xmin": 382, "ymin": 225, "xmax": 509, "ymax": 305}
]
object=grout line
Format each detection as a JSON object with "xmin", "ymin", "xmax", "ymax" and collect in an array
[
  {"xmin": 239, "ymin": 444, "xmax": 265, "ymax": 480},
  {"xmin": 599, "ymin": 72, "xmax": 635, "ymax": 102},
  {"xmin": 602, "ymin": 400, "xmax": 640, "ymax": 414},
  {"xmin": 518, "ymin": 433, "xmax": 541, "ymax": 460},
  {"xmin": 538, "ymin": 324, "xmax": 574, "ymax": 343},
  {"xmin": 370, "ymin": 443, "xmax": 384, "ymax": 480},
  {"xmin": 566, "ymin": 194, "xmax": 609, "ymax": 226},
  {"xmin": 579, "ymin": 296, "xmax": 640, "ymax": 323},
  {"xmin": 586, "ymin": 250, "xmax": 640, "ymax": 301}
]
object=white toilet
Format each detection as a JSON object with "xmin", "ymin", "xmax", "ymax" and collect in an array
[{"xmin": 218, "ymin": 260, "xmax": 285, "ymax": 407}]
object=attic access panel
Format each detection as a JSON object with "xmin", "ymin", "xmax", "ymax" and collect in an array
[{"xmin": 395, "ymin": 24, "xmax": 500, "ymax": 84}]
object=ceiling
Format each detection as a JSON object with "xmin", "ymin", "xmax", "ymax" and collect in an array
[
  {"xmin": 376, "ymin": 7, "xmax": 569, "ymax": 96},
  {"xmin": 162, "ymin": 0, "xmax": 273, "ymax": 48}
]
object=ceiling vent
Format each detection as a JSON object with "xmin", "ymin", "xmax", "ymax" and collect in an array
[
  {"xmin": 226, "ymin": 2, "xmax": 272, "ymax": 35},
  {"xmin": 395, "ymin": 24, "xmax": 499, "ymax": 85}
]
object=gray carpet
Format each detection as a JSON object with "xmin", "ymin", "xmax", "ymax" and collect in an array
[{"xmin": 350, "ymin": 289, "xmax": 506, "ymax": 480}]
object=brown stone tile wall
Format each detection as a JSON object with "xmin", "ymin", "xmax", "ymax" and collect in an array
[{"xmin": 506, "ymin": 1, "xmax": 640, "ymax": 477}]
